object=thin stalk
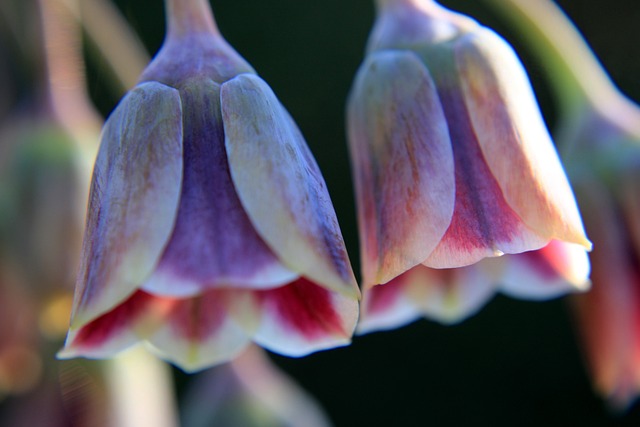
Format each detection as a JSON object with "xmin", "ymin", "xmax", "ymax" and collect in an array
[
  {"xmin": 57, "ymin": 0, "xmax": 150, "ymax": 94},
  {"xmin": 165, "ymin": 0, "xmax": 219, "ymax": 38},
  {"xmin": 481, "ymin": 0, "xmax": 621, "ymax": 117},
  {"xmin": 38, "ymin": 0, "xmax": 101, "ymax": 141}
]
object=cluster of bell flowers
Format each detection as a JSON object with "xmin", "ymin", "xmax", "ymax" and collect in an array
[{"xmin": 59, "ymin": 0, "xmax": 596, "ymax": 376}]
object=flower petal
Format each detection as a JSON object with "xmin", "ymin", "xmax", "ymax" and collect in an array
[
  {"xmin": 424, "ymin": 44, "xmax": 550, "ymax": 267},
  {"xmin": 359, "ymin": 263, "xmax": 497, "ymax": 333},
  {"xmin": 250, "ymin": 279, "xmax": 359, "ymax": 356},
  {"xmin": 145, "ymin": 290, "xmax": 251, "ymax": 372},
  {"xmin": 142, "ymin": 77, "xmax": 298, "ymax": 297},
  {"xmin": 347, "ymin": 50, "xmax": 455, "ymax": 287},
  {"xmin": 357, "ymin": 275, "xmax": 423, "ymax": 334},
  {"xmin": 69, "ymin": 82, "xmax": 183, "ymax": 329},
  {"xmin": 410, "ymin": 264, "xmax": 497, "ymax": 324},
  {"xmin": 499, "ymin": 241, "xmax": 590, "ymax": 300},
  {"xmin": 221, "ymin": 74, "xmax": 359, "ymax": 298},
  {"xmin": 454, "ymin": 29, "xmax": 590, "ymax": 250},
  {"xmin": 59, "ymin": 291, "xmax": 176, "ymax": 359}
]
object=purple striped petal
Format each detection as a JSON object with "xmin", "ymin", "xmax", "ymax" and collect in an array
[
  {"xmin": 454, "ymin": 29, "xmax": 590, "ymax": 250},
  {"xmin": 69, "ymin": 82, "xmax": 183, "ymax": 329},
  {"xmin": 423, "ymin": 60, "xmax": 549, "ymax": 267},
  {"xmin": 221, "ymin": 74, "xmax": 359, "ymax": 299},
  {"xmin": 347, "ymin": 50, "xmax": 455, "ymax": 288},
  {"xmin": 143, "ymin": 77, "xmax": 298, "ymax": 297}
]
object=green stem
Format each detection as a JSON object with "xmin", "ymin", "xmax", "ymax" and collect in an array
[{"xmin": 481, "ymin": 0, "xmax": 621, "ymax": 118}]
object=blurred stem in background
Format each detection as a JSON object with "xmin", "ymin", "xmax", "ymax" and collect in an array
[
  {"xmin": 59, "ymin": 0, "xmax": 149, "ymax": 95},
  {"xmin": 480, "ymin": 0, "xmax": 640, "ymax": 149},
  {"xmin": 0, "ymin": 0, "xmax": 179, "ymax": 425},
  {"xmin": 39, "ymin": 0, "xmax": 102, "ymax": 142}
]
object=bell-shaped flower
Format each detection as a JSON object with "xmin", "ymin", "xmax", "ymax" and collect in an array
[
  {"xmin": 0, "ymin": 121, "xmax": 87, "ymax": 298},
  {"xmin": 481, "ymin": 0, "xmax": 640, "ymax": 410},
  {"xmin": 571, "ymin": 171, "xmax": 640, "ymax": 410},
  {"xmin": 347, "ymin": 0, "xmax": 591, "ymax": 294},
  {"xmin": 358, "ymin": 240, "xmax": 590, "ymax": 333},
  {"xmin": 552, "ymin": 34, "xmax": 640, "ymax": 410},
  {"xmin": 58, "ymin": 0, "xmax": 360, "ymax": 372}
]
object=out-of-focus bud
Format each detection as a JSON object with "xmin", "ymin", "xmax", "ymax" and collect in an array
[
  {"xmin": 0, "ymin": 0, "xmax": 97, "ymax": 400},
  {"xmin": 561, "ymin": 38, "xmax": 640, "ymax": 415},
  {"xmin": 482, "ymin": 0, "xmax": 640, "ymax": 410},
  {"xmin": 1, "ymin": 122, "xmax": 85, "ymax": 297}
]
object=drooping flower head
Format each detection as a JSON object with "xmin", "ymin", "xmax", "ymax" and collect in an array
[
  {"xmin": 59, "ymin": 0, "xmax": 360, "ymax": 372},
  {"xmin": 480, "ymin": 0, "xmax": 640, "ymax": 410},
  {"xmin": 347, "ymin": 0, "xmax": 590, "ymax": 291},
  {"xmin": 0, "ymin": 0, "xmax": 102, "ymax": 398},
  {"xmin": 559, "ymin": 68, "xmax": 640, "ymax": 408}
]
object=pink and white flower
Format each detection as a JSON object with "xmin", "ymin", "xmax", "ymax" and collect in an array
[{"xmin": 59, "ymin": 0, "xmax": 359, "ymax": 372}]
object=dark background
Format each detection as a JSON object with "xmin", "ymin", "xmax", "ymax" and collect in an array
[{"xmin": 91, "ymin": 1, "xmax": 640, "ymax": 426}]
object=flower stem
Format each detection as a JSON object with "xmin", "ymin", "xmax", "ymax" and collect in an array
[
  {"xmin": 165, "ymin": 0, "xmax": 219, "ymax": 38},
  {"xmin": 38, "ymin": 0, "xmax": 102, "ymax": 138},
  {"xmin": 481, "ymin": 0, "xmax": 620, "ymax": 117}
]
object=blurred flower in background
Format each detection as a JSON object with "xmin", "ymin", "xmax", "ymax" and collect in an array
[
  {"xmin": 483, "ymin": 0, "xmax": 640, "ymax": 411},
  {"xmin": 348, "ymin": 0, "xmax": 590, "ymax": 332},
  {"xmin": 0, "ymin": 0, "xmax": 93, "ymax": 400},
  {"xmin": 181, "ymin": 346, "xmax": 332, "ymax": 427},
  {"xmin": 0, "ymin": 1, "xmax": 179, "ymax": 426},
  {"xmin": 59, "ymin": 0, "xmax": 360, "ymax": 372}
]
